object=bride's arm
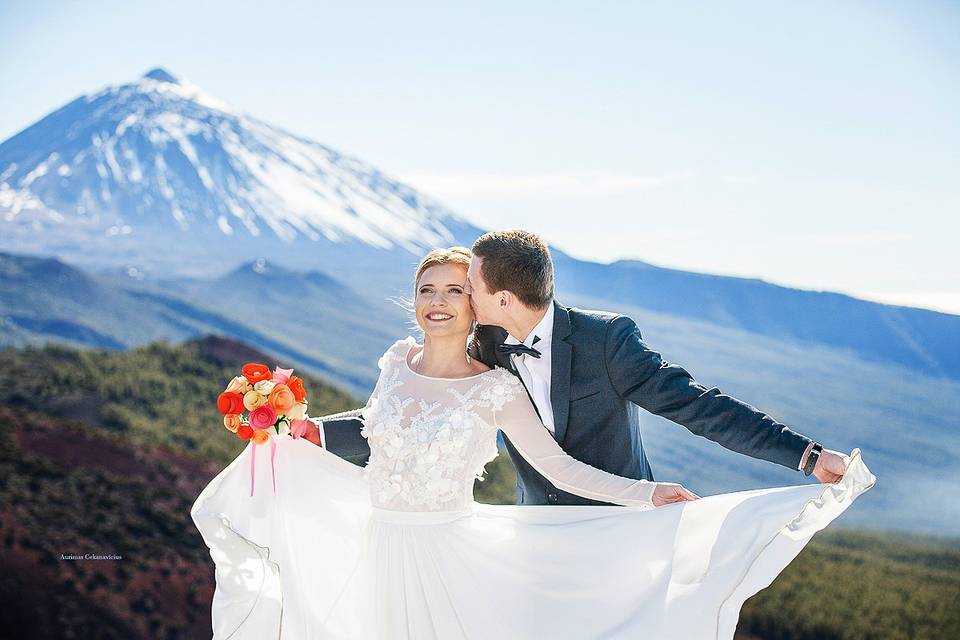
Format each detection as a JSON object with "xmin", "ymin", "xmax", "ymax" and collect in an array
[{"xmin": 492, "ymin": 383, "xmax": 658, "ymax": 509}]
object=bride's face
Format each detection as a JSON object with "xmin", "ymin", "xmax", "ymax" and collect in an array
[{"xmin": 415, "ymin": 264, "xmax": 475, "ymax": 338}]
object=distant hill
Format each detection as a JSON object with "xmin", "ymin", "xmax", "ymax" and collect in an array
[
  {"xmin": 0, "ymin": 251, "xmax": 391, "ymax": 395},
  {"xmin": 554, "ymin": 253, "xmax": 960, "ymax": 379},
  {"xmin": 0, "ymin": 334, "xmax": 359, "ymax": 461}
]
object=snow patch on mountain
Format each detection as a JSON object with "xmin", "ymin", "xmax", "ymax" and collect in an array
[{"xmin": 0, "ymin": 67, "xmax": 467, "ymax": 256}]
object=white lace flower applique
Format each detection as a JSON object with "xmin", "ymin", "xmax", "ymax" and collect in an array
[
  {"xmin": 360, "ymin": 342, "xmax": 524, "ymax": 512},
  {"xmin": 478, "ymin": 368, "xmax": 524, "ymax": 412}
]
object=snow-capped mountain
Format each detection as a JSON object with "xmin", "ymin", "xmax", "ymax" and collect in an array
[
  {"xmin": 2, "ymin": 68, "xmax": 958, "ymax": 382},
  {"xmin": 0, "ymin": 67, "xmax": 479, "ymax": 280}
]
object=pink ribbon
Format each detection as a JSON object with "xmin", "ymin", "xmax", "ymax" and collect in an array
[
  {"xmin": 249, "ymin": 441, "xmax": 256, "ymax": 496},
  {"xmin": 249, "ymin": 438, "xmax": 279, "ymax": 497},
  {"xmin": 270, "ymin": 437, "xmax": 277, "ymax": 493}
]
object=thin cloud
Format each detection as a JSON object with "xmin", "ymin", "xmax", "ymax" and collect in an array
[
  {"xmin": 720, "ymin": 174, "xmax": 759, "ymax": 185},
  {"xmin": 398, "ymin": 171, "xmax": 681, "ymax": 199},
  {"xmin": 816, "ymin": 231, "xmax": 912, "ymax": 246}
]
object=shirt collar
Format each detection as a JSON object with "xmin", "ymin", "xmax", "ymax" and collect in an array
[{"xmin": 505, "ymin": 300, "xmax": 554, "ymax": 348}]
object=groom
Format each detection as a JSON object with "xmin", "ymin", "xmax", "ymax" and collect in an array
[{"xmin": 461, "ymin": 229, "xmax": 846, "ymax": 506}]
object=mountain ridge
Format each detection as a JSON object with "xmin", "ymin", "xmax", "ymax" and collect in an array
[{"xmin": 0, "ymin": 67, "xmax": 475, "ymax": 278}]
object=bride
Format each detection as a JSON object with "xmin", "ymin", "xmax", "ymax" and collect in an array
[{"xmin": 191, "ymin": 247, "xmax": 876, "ymax": 640}]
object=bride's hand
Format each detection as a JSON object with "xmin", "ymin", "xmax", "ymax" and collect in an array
[{"xmin": 651, "ymin": 482, "xmax": 700, "ymax": 507}]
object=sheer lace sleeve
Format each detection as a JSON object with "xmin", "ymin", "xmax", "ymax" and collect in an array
[
  {"xmin": 358, "ymin": 337, "xmax": 415, "ymax": 439},
  {"xmin": 488, "ymin": 371, "xmax": 657, "ymax": 509}
]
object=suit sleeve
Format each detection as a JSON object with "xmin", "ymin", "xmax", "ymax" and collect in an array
[
  {"xmin": 315, "ymin": 414, "xmax": 370, "ymax": 466},
  {"xmin": 604, "ymin": 315, "xmax": 813, "ymax": 471}
]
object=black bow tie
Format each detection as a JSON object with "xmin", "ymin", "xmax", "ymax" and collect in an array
[{"xmin": 497, "ymin": 335, "xmax": 542, "ymax": 359}]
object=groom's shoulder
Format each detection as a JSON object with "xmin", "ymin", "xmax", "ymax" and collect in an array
[{"xmin": 565, "ymin": 305, "xmax": 638, "ymax": 337}]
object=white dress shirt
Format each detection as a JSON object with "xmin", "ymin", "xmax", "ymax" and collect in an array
[{"xmin": 503, "ymin": 302, "xmax": 555, "ymax": 434}]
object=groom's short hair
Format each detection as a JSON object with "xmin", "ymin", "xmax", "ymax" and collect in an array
[{"xmin": 472, "ymin": 229, "xmax": 554, "ymax": 310}]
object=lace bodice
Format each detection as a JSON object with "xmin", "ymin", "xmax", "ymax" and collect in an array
[{"xmin": 359, "ymin": 338, "xmax": 657, "ymax": 512}]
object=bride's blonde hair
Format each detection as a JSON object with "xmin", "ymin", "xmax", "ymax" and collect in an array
[{"xmin": 414, "ymin": 246, "xmax": 472, "ymax": 289}]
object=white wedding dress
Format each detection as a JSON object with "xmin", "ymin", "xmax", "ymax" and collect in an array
[{"xmin": 191, "ymin": 337, "xmax": 876, "ymax": 640}]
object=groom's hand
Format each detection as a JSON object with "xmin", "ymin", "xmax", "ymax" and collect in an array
[
  {"xmin": 651, "ymin": 482, "xmax": 700, "ymax": 506},
  {"xmin": 811, "ymin": 448, "xmax": 847, "ymax": 484}
]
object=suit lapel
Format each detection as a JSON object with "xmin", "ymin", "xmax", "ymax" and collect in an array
[{"xmin": 550, "ymin": 300, "xmax": 572, "ymax": 444}]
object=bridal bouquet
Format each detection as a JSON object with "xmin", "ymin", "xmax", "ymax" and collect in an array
[{"xmin": 216, "ymin": 362, "xmax": 314, "ymax": 495}]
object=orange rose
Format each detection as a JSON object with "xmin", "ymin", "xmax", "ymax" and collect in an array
[
  {"xmin": 223, "ymin": 414, "xmax": 241, "ymax": 432},
  {"xmin": 268, "ymin": 383, "xmax": 296, "ymax": 414},
  {"xmin": 237, "ymin": 424, "xmax": 254, "ymax": 440},
  {"xmin": 242, "ymin": 363, "xmax": 272, "ymax": 384},
  {"xmin": 252, "ymin": 429, "xmax": 271, "ymax": 445},
  {"xmin": 287, "ymin": 376, "xmax": 307, "ymax": 402},
  {"xmin": 217, "ymin": 391, "xmax": 245, "ymax": 415}
]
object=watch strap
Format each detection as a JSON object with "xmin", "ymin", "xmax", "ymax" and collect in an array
[{"xmin": 803, "ymin": 442, "xmax": 823, "ymax": 476}]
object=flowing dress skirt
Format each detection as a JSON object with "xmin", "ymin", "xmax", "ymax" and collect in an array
[{"xmin": 190, "ymin": 438, "xmax": 876, "ymax": 639}]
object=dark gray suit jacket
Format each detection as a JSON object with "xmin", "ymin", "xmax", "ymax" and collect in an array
[
  {"xmin": 321, "ymin": 300, "xmax": 814, "ymax": 506},
  {"xmin": 468, "ymin": 300, "xmax": 813, "ymax": 505}
]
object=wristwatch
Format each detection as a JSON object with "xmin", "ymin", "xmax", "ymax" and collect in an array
[{"xmin": 802, "ymin": 442, "xmax": 823, "ymax": 476}]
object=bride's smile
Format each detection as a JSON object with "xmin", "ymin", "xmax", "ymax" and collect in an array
[
  {"xmin": 415, "ymin": 263, "xmax": 474, "ymax": 338},
  {"xmin": 409, "ymin": 249, "xmax": 490, "ymax": 381}
]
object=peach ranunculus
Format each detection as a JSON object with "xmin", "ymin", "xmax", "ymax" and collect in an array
[
  {"xmin": 225, "ymin": 376, "xmax": 252, "ymax": 394},
  {"xmin": 249, "ymin": 404, "xmax": 278, "ymax": 430},
  {"xmin": 243, "ymin": 390, "xmax": 265, "ymax": 411},
  {"xmin": 223, "ymin": 414, "xmax": 241, "ymax": 432},
  {"xmin": 242, "ymin": 363, "xmax": 272, "ymax": 384},
  {"xmin": 237, "ymin": 424, "xmax": 254, "ymax": 440},
  {"xmin": 271, "ymin": 366, "xmax": 295, "ymax": 385},
  {"xmin": 251, "ymin": 429, "xmax": 271, "ymax": 445},
  {"xmin": 286, "ymin": 402, "xmax": 307, "ymax": 420},
  {"xmin": 254, "ymin": 380, "xmax": 276, "ymax": 395},
  {"xmin": 268, "ymin": 383, "xmax": 296, "ymax": 414},
  {"xmin": 287, "ymin": 376, "xmax": 307, "ymax": 403},
  {"xmin": 217, "ymin": 391, "xmax": 245, "ymax": 415}
]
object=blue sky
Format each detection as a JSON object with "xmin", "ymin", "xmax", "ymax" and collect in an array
[{"xmin": 2, "ymin": 1, "xmax": 958, "ymax": 313}]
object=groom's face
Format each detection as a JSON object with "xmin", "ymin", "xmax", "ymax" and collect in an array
[{"xmin": 465, "ymin": 256, "xmax": 502, "ymax": 326}]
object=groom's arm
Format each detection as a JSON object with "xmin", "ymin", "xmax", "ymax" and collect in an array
[
  {"xmin": 469, "ymin": 323, "xmax": 509, "ymax": 369},
  {"xmin": 604, "ymin": 315, "xmax": 813, "ymax": 471},
  {"xmin": 306, "ymin": 415, "xmax": 370, "ymax": 467}
]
